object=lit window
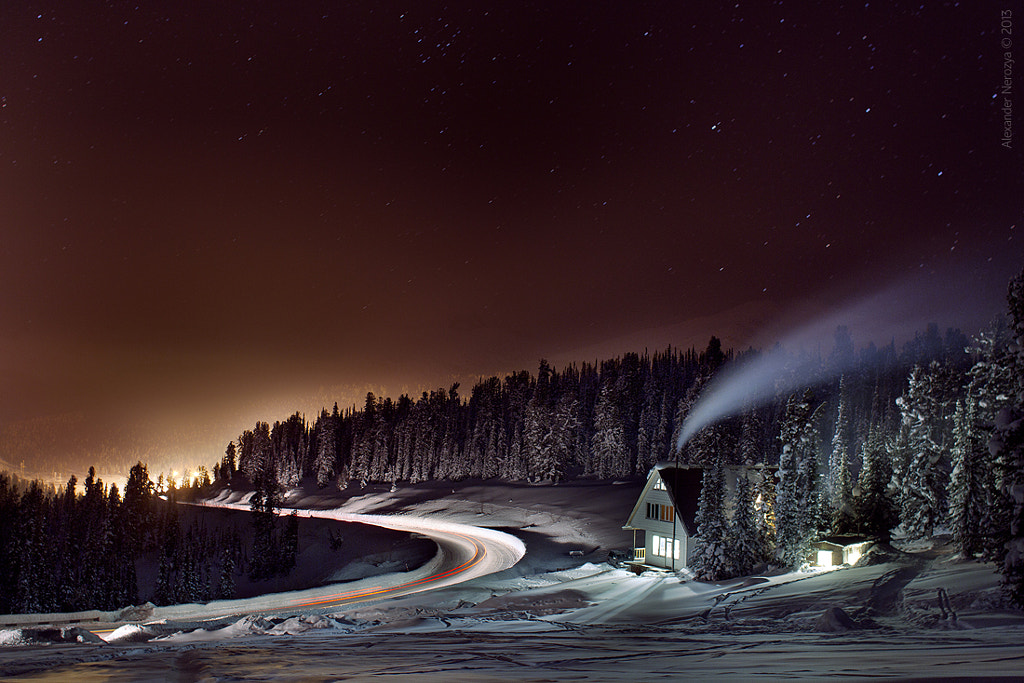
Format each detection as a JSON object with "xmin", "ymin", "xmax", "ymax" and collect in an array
[
  {"xmin": 653, "ymin": 478, "xmax": 666, "ymax": 491},
  {"xmin": 651, "ymin": 535, "xmax": 680, "ymax": 560}
]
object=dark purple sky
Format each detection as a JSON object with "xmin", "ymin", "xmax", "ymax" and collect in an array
[{"xmin": 1, "ymin": 1, "xmax": 1020, "ymax": 476}]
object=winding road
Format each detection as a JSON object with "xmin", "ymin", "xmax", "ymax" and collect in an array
[
  {"xmin": 0, "ymin": 502, "xmax": 524, "ymax": 637},
  {"xmin": 145, "ymin": 503, "xmax": 526, "ymax": 622},
  {"xmin": 277, "ymin": 508, "xmax": 525, "ymax": 611}
]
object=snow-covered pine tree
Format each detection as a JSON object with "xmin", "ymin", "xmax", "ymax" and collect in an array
[
  {"xmin": 503, "ymin": 424, "xmax": 526, "ymax": 481},
  {"xmin": 542, "ymin": 394, "xmax": 579, "ymax": 483},
  {"xmin": 369, "ymin": 410, "xmax": 391, "ymax": 483},
  {"xmin": 154, "ymin": 552, "xmax": 176, "ymax": 606},
  {"xmin": 854, "ymin": 422, "xmax": 897, "ymax": 541},
  {"xmin": 591, "ymin": 381, "xmax": 626, "ymax": 479},
  {"xmin": 828, "ymin": 376, "xmax": 854, "ymax": 532},
  {"xmin": 637, "ymin": 372, "xmax": 670, "ymax": 473},
  {"xmin": 122, "ymin": 461, "xmax": 154, "ymax": 555},
  {"xmin": 277, "ymin": 452, "xmax": 300, "ymax": 488},
  {"xmin": 897, "ymin": 363, "xmax": 954, "ymax": 540},
  {"xmin": 949, "ymin": 397, "xmax": 987, "ymax": 557},
  {"xmin": 486, "ymin": 424, "xmax": 505, "ymax": 480},
  {"xmin": 775, "ymin": 389, "xmax": 821, "ymax": 568},
  {"xmin": 692, "ymin": 454, "xmax": 730, "ymax": 580},
  {"xmin": 314, "ymin": 409, "xmax": 336, "ymax": 488},
  {"xmin": 221, "ymin": 441, "xmax": 237, "ymax": 481},
  {"xmin": 739, "ymin": 408, "xmax": 765, "ymax": 466},
  {"xmin": 466, "ymin": 380, "xmax": 498, "ymax": 479},
  {"xmin": 217, "ymin": 545, "xmax": 237, "ymax": 600},
  {"xmin": 965, "ymin": 318, "xmax": 1018, "ymax": 563},
  {"xmin": 636, "ymin": 374, "xmax": 655, "ymax": 469},
  {"xmin": 654, "ymin": 393, "xmax": 672, "ymax": 462},
  {"xmin": 395, "ymin": 414, "xmax": 415, "ymax": 482},
  {"xmin": 728, "ymin": 471, "xmax": 768, "ymax": 577},
  {"xmin": 524, "ymin": 395, "xmax": 553, "ymax": 482},
  {"xmin": 178, "ymin": 547, "xmax": 201, "ymax": 604},
  {"xmin": 989, "ymin": 267, "xmax": 1024, "ymax": 606}
]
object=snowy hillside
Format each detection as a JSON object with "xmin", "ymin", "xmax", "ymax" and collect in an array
[{"xmin": 2, "ymin": 480, "xmax": 1023, "ymax": 680}]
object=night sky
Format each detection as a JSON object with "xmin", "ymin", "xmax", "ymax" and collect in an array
[{"xmin": 1, "ymin": 1, "xmax": 1020, "ymax": 475}]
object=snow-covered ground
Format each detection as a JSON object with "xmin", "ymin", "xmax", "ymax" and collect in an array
[{"xmin": 2, "ymin": 479, "xmax": 1023, "ymax": 680}]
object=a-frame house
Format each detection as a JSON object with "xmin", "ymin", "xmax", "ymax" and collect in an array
[{"xmin": 622, "ymin": 464, "xmax": 703, "ymax": 570}]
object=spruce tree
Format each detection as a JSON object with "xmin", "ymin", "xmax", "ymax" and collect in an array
[
  {"xmin": 217, "ymin": 544, "xmax": 237, "ymax": 600},
  {"xmin": 854, "ymin": 423, "xmax": 897, "ymax": 541},
  {"xmin": 897, "ymin": 364, "xmax": 953, "ymax": 540},
  {"xmin": 539, "ymin": 394, "xmax": 578, "ymax": 483},
  {"xmin": 524, "ymin": 396, "xmax": 554, "ymax": 482},
  {"xmin": 739, "ymin": 408, "xmax": 765, "ymax": 466},
  {"xmin": 828, "ymin": 377, "xmax": 854, "ymax": 532},
  {"xmin": 591, "ymin": 382, "xmax": 626, "ymax": 478},
  {"xmin": 990, "ymin": 267, "xmax": 1024, "ymax": 606},
  {"xmin": 154, "ymin": 552, "xmax": 176, "ymax": 606},
  {"xmin": 966, "ymin": 317, "xmax": 1018, "ymax": 564},
  {"xmin": 775, "ymin": 390, "xmax": 821, "ymax": 568},
  {"xmin": 692, "ymin": 455, "xmax": 730, "ymax": 580},
  {"xmin": 221, "ymin": 441, "xmax": 237, "ymax": 480},
  {"xmin": 949, "ymin": 397, "xmax": 986, "ymax": 557},
  {"xmin": 314, "ymin": 409, "xmax": 337, "ymax": 487},
  {"xmin": 728, "ymin": 472, "xmax": 768, "ymax": 577},
  {"xmin": 123, "ymin": 461, "xmax": 154, "ymax": 554}
]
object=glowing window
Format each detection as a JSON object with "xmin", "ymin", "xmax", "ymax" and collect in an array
[
  {"xmin": 651, "ymin": 534, "xmax": 663, "ymax": 556},
  {"xmin": 817, "ymin": 549, "xmax": 834, "ymax": 567}
]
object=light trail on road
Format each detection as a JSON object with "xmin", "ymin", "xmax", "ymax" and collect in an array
[
  {"xmin": 286, "ymin": 525, "xmax": 488, "ymax": 609},
  {"xmin": 180, "ymin": 502, "xmax": 524, "ymax": 617},
  {"xmin": 0, "ymin": 500, "xmax": 525, "ymax": 636}
]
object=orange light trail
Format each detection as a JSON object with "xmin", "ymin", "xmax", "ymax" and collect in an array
[{"xmin": 288, "ymin": 529, "xmax": 487, "ymax": 609}]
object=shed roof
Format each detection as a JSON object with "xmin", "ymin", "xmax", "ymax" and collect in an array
[{"xmin": 818, "ymin": 534, "xmax": 873, "ymax": 548}]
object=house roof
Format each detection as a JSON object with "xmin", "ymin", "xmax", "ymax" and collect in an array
[
  {"xmin": 623, "ymin": 464, "xmax": 704, "ymax": 535},
  {"xmin": 658, "ymin": 465, "xmax": 703, "ymax": 536}
]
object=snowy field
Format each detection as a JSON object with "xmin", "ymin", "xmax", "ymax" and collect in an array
[{"xmin": 2, "ymin": 479, "xmax": 1024, "ymax": 680}]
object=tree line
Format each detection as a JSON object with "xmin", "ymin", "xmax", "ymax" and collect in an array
[{"xmin": 224, "ymin": 330, "xmax": 955, "ymax": 492}]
